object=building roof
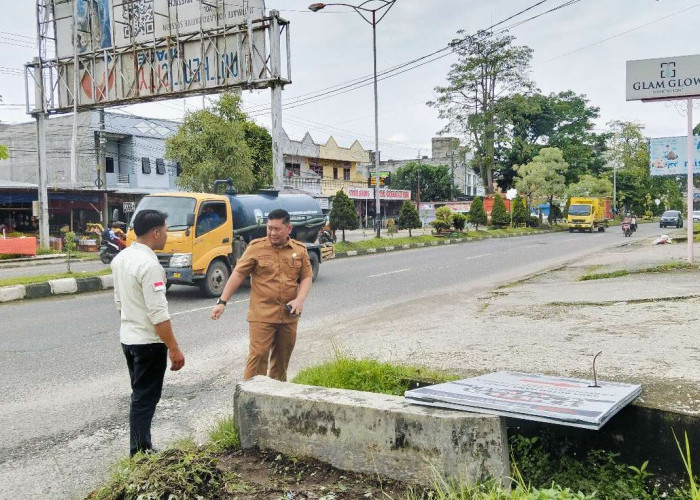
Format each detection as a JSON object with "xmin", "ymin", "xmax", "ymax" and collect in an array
[{"xmin": 0, "ymin": 179, "xmax": 39, "ymax": 189}]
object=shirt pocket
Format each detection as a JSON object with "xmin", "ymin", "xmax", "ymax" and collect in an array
[
  {"xmin": 284, "ymin": 257, "xmax": 302, "ymax": 283},
  {"xmin": 256, "ymin": 256, "xmax": 275, "ymax": 276}
]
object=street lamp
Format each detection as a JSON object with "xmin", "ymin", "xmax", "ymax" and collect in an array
[{"xmin": 309, "ymin": 0, "xmax": 396, "ymax": 237}]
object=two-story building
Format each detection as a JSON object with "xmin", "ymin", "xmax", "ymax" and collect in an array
[
  {"xmin": 359, "ymin": 136, "xmax": 484, "ymax": 198},
  {"xmin": 0, "ymin": 111, "xmax": 180, "ymax": 233},
  {"xmin": 281, "ymin": 130, "xmax": 369, "ymax": 212}
]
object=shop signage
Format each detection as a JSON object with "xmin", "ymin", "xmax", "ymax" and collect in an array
[
  {"xmin": 649, "ymin": 136, "xmax": 700, "ymax": 176},
  {"xmin": 346, "ymin": 187, "xmax": 411, "ymax": 200},
  {"xmin": 627, "ymin": 54, "xmax": 700, "ymax": 101}
]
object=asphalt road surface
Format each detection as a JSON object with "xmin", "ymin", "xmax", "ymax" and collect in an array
[{"xmin": 0, "ymin": 224, "xmax": 659, "ymax": 499}]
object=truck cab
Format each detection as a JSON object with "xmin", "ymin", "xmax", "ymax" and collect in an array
[
  {"xmin": 566, "ymin": 197, "xmax": 611, "ymax": 233},
  {"xmin": 126, "ymin": 193, "xmax": 236, "ymax": 296}
]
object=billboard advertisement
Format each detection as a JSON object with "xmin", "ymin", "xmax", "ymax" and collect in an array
[
  {"xmin": 35, "ymin": 0, "xmax": 279, "ymax": 113},
  {"xmin": 627, "ymin": 54, "xmax": 700, "ymax": 101},
  {"xmin": 649, "ymin": 136, "xmax": 700, "ymax": 176},
  {"xmin": 54, "ymin": 0, "xmax": 265, "ymax": 58}
]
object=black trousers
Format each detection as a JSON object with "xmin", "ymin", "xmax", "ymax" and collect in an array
[{"xmin": 121, "ymin": 343, "xmax": 167, "ymax": 456}]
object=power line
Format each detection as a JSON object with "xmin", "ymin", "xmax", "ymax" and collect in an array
[{"xmin": 245, "ymin": 0, "xmax": 582, "ymax": 116}]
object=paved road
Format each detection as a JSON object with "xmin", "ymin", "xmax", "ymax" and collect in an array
[
  {"xmin": 0, "ymin": 258, "xmax": 108, "ymax": 279},
  {"xmin": 0, "ymin": 224, "xmax": 659, "ymax": 499}
]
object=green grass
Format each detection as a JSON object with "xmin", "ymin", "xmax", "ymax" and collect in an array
[
  {"xmin": 334, "ymin": 226, "xmax": 564, "ymax": 253},
  {"xmin": 579, "ymin": 261, "xmax": 698, "ymax": 281},
  {"xmin": 292, "ymin": 352, "xmax": 456, "ymax": 395},
  {"xmin": 0, "ymin": 268, "xmax": 110, "ymax": 287},
  {"xmin": 89, "ymin": 419, "xmax": 245, "ymax": 500},
  {"xmin": 208, "ymin": 415, "xmax": 240, "ymax": 453}
]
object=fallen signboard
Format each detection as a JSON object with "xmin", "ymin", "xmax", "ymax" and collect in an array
[{"xmin": 404, "ymin": 372, "xmax": 642, "ymax": 430}]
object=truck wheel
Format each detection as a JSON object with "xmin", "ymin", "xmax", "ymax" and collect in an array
[
  {"xmin": 309, "ymin": 252, "xmax": 320, "ymax": 281},
  {"xmin": 568, "ymin": 228, "xmax": 574, "ymax": 233},
  {"xmin": 598, "ymin": 226, "xmax": 605, "ymax": 232},
  {"xmin": 199, "ymin": 260, "xmax": 230, "ymax": 297}
]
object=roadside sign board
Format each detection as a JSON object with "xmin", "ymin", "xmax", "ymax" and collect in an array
[
  {"xmin": 649, "ymin": 136, "xmax": 700, "ymax": 176},
  {"xmin": 627, "ymin": 54, "xmax": 700, "ymax": 101},
  {"xmin": 122, "ymin": 201, "xmax": 136, "ymax": 213},
  {"xmin": 405, "ymin": 371, "xmax": 642, "ymax": 430}
]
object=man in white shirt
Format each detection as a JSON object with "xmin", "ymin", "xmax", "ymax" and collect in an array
[{"xmin": 111, "ymin": 209, "xmax": 185, "ymax": 456}]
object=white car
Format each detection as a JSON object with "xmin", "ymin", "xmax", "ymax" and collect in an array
[{"xmin": 693, "ymin": 211, "xmax": 700, "ymax": 222}]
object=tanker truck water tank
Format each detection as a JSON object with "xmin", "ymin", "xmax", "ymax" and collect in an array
[{"xmin": 226, "ymin": 190, "xmax": 326, "ymax": 243}]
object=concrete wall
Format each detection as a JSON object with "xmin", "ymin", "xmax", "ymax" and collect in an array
[{"xmin": 234, "ymin": 377, "xmax": 510, "ymax": 486}]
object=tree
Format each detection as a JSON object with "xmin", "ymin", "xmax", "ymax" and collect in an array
[
  {"xmin": 397, "ymin": 200, "xmax": 421, "ymax": 237},
  {"xmin": 0, "ymin": 145, "xmax": 8, "ymax": 160},
  {"xmin": 64, "ymin": 231, "xmax": 76, "ymax": 273},
  {"xmin": 391, "ymin": 162, "xmax": 455, "ymax": 201},
  {"xmin": 329, "ymin": 190, "xmax": 359, "ymax": 241},
  {"xmin": 514, "ymin": 147, "xmax": 568, "ymax": 223},
  {"xmin": 491, "ymin": 193, "xmax": 509, "ymax": 227},
  {"xmin": 469, "ymin": 196, "xmax": 487, "ymax": 229},
  {"xmin": 429, "ymin": 31, "xmax": 533, "ymax": 194},
  {"xmin": 567, "ymin": 174, "xmax": 613, "ymax": 198},
  {"xmin": 165, "ymin": 93, "xmax": 271, "ymax": 193},
  {"xmin": 494, "ymin": 91, "xmax": 607, "ymax": 188},
  {"xmin": 604, "ymin": 120, "xmax": 683, "ymax": 216},
  {"xmin": 512, "ymin": 196, "xmax": 528, "ymax": 227}
]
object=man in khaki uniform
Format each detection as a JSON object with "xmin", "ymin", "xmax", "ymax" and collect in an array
[{"xmin": 211, "ymin": 209, "xmax": 312, "ymax": 381}]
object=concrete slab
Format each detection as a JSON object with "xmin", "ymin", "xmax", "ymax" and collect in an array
[{"xmin": 234, "ymin": 376, "xmax": 509, "ymax": 486}]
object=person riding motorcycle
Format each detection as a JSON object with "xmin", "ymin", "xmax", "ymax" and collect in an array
[{"xmin": 103, "ymin": 222, "xmax": 126, "ymax": 250}]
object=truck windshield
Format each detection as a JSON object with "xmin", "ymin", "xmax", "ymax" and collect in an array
[
  {"xmin": 568, "ymin": 204, "xmax": 591, "ymax": 216},
  {"xmin": 130, "ymin": 196, "xmax": 196, "ymax": 231}
]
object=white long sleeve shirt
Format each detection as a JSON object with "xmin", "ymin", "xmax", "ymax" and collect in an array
[{"xmin": 111, "ymin": 241, "xmax": 170, "ymax": 345}]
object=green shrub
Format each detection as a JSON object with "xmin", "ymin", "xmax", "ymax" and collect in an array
[
  {"xmin": 397, "ymin": 200, "xmax": 422, "ymax": 237},
  {"xmin": 431, "ymin": 219, "xmax": 452, "ymax": 233},
  {"xmin": 491, "ymin": 194, "xmax": 510, "ymax": 227},
  {"xmin": 527, "ymin": 216, "xmax": 540, "ymax": 228},
  {"xmin": 512, "ymin": 196, "xmax": 529, "ymax": 227},
  {"xmin": 386, "ymin": 218, "xmax": 397, "ymax": 236},
  {"xmin": 452, "ymin": 213, "xmax": 467, "ymax": 231},
  {"xmin": 469, "ymin": 196, "xmax": 488, "ymax": 229}
]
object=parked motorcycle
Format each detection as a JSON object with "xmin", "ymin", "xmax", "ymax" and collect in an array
[
  {"xmin": 318, "ymin": 227, "xmax": 336, "ymax": 244},
  {"xmin": 99, "ymin": 240, "xmax": 122, "ymax": 264}
]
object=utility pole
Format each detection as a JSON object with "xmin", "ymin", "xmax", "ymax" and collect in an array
[
  {"xmin": 269, "ymin": 10, "xmax": 285, "ymax": 191},
  {"xmin": 416, "ymin": 152, "xmax": 422, "ymax": 226},
  {"xmin": 33, "ymin": 1, "xmax": 50, "ymax": 249},
  {"xmin": 98, "ymin": 109, "xmax": 108, "ymax": 227},
  {"xmin": 450, "ymin": 149, "xmax": 455, "ymax": 200}
]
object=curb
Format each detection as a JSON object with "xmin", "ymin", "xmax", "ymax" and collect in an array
[
  {"xmin": 0, "ymin": 275, "xmax": 113, "ymax": 304},
  {"xmin": 333, "ymin": 229, "xmax": 555, "ymax": 259}
]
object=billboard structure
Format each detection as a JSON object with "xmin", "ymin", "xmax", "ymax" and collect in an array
[
  {"xmin": 627, "ymin": 53, "xmax": 700, "ymax": 263},
  {"xmin": 26, "ymin": 0, "xmax": 290, "ymax": 113}
]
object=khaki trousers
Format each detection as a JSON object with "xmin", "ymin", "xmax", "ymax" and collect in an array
[{"xmin": 244, "ymin": 322, "xmax": 298, "ymax": 381}]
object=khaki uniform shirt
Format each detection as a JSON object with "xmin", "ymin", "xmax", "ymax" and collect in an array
[
  {"xmin": 234, "ymin": 237, "xmax": 312, "ymax": 324},
  {"xmin": 111, "ymin": 241, "xmax": 170, "ymax": 345}
]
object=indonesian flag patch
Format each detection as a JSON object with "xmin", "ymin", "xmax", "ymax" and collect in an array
[{"xmin": 153, "ymin": 281, "xmax": 166, "ymax": 291}]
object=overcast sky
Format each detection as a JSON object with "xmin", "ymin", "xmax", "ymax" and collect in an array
[{"xmin": 1, "ymin": 0, "xmax": 699, "ymax": 160}]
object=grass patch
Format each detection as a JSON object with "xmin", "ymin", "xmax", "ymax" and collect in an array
[
  {"xmin": 0, "ymin": 268, "xmax": 110, "ymax": 287},
  {"xmin": 208, "ymin": 415, "xmax": 240, "ymax": 453},
  {"xmin": 334, "ymin": 226, "xmax": 565, "ymax": 253},
  {"xmin": 579, "ymin": 261, "xmax": 698, "ymax": 281},
  {"xmin": 292, "ymin": 352, "xmax": 456, "ymax": 395},
  {"xmin": 89, "ymin": 420, "xmax": 245, "ymax": 500}
]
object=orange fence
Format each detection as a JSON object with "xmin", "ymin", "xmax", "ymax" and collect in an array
[{"xmin": 0, "ymin": 237, "xmax": 37, "ymax": 256}]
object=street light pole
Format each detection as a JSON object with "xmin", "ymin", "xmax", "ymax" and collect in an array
[{"xmin": 309, "ymin": 1, "xmax": 395, "ymax": 238}]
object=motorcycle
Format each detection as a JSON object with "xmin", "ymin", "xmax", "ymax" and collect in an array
[
  {"xmin": 621, "ymin": 221, "xmax": 633, "ymax": 237},
  {"xmin": 99, "ymin": 239, "xmax": 122, "ymax": 264},
  {"xmin": 318, "ymin": 227, "xmax": 336, "ymax": 244}
]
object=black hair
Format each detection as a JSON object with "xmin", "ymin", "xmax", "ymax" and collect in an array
[
  {"xmin": 267, "ymin": 209, "xmax": 290, "ymax": 224},
  {"xmin": 133, "ymin": 209, "xmax": 167, "ymax": 236}
]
